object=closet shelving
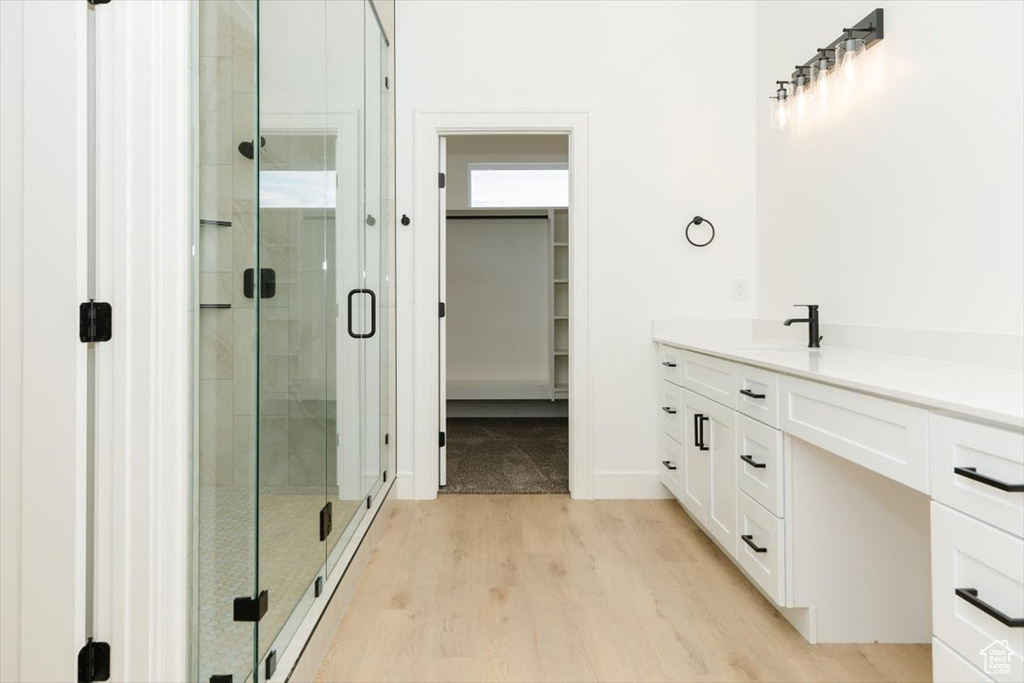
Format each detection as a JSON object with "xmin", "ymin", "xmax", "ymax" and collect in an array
[{"xmin": 552, "ymin": 207, "xmax": 569, "ymax": 400}]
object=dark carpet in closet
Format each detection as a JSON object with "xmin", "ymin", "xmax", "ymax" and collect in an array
[{"xmin": 440, "ymin": 418, "xmax": 569, "ymax": 494}]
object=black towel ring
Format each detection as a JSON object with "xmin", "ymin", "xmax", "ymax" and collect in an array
[{"xmin": 685, "ymin": 216, "xmax": 715, "ymax": 247}]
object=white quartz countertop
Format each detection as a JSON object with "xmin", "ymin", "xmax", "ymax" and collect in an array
[{"xmin": 653, "ymin": 333, "xmax": 1024, "ymax": 430}]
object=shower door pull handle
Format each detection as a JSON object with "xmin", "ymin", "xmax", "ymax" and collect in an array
[{"xmin": 347, "ymin": 288, "xmax": 377, "ymax": 339}]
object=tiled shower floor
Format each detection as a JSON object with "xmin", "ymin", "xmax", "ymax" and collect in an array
[{"xmin": 197, "ymin": 487, "xmax": 361, "ymax": 681}]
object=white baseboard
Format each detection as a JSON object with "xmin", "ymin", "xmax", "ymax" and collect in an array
[
  {"xmin": 592, "ymin": 471, "xmax": 674, "ymax": 500},
  {"xmin": 447, "ymin": 400, "xmax": 568, "ymax": 418},
  {"xmin": 396, "ymin": 471, "xmax": 416, "ymax": 500}
]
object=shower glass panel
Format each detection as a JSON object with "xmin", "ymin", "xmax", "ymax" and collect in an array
[
  {"xmin": 255, "ymin": 0, "xmax": 335, "ymax": 672},
  {"xmin": 195, "ymin": 1, "xmax": 390, "ymax": 680},
  {"xmin": 368, "ymin": 9, "xmax": 391, "ymax": 523},
  {"xmin": 194, "ymin": 1, "xmax": 258, "ymax": 681}
]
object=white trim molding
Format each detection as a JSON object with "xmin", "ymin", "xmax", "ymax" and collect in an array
[
  {"xmin": 411, "ymin": 111, "xmax": 592, "ymax": 500},
  {"xmin": 101, "ymin": 1, "xmax": 192, "ymax": 680},
  {"xmin": 593, "ymin": 471, "xmax": 675, "ymax": 500}
]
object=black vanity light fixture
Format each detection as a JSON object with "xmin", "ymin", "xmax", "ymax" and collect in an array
[{"xmin": 770, "ymin": 8, "xmax": 884, "ymax": 130}]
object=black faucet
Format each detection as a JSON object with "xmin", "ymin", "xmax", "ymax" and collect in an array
[{"xmin": 784, "ymin": 304, "xmax": 822, "ymax": 348}]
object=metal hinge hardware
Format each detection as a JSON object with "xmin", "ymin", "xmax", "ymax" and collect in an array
[{"xmin": 78, "ymin": 639, "xmax": 111, "ymax": 683}]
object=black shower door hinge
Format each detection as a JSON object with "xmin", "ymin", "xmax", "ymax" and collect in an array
[
  {"xmin": 265, "ymin": 650, "xmax": 278, "ymax": 680},
  {"xmin": 439, "ymin": 302, "xmax": 446, "ymax": 318},
  {"xmin": 319, "ymin": 502, "xmax": 332, "ymax": 542},
  {"xmin": 439, "ymin": 431, "xmax": 446, "ymax": 448},
  {"xmin": 79, "ymin": 301, "xmax": 112, "ymax": 343},
  {"xmin": 77, "ymin": 639, "xmax": 110, "ymax": 683},
  {"xmin": 233, "ymin": 590, "xmax": 268, "ymax": 622},
  {"xmin": 438, "ymin": 172, "xmax": 446, "ymax": 189}
]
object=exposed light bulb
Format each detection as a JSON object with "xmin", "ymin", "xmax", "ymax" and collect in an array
[
  {"xmin": 816, "ymin": 59, "xmax": 830, "ymax": 103},
  {"xmin": 839, "ymin": 37, "xmax": 865, "ymax": 85},
  {"xmin": 771, "ymin": 82, "xmax": 789, "ymax": 131},
  {"xmin": 793, "ymin": 73, "xmax": 810, "ymax": 118}
]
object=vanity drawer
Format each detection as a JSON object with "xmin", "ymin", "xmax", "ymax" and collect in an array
[
  {"xmin": 779, "ymin": 376, "xmax": 929, "ymax": 493},
  {"xmin": 932, "ymin": 637, "xmax": 994, "ymax": 683},
  {"xmin": 679, "ymin": 349, "xmax": 736, "ymax": 408},
  {"xmin": 658, "ymin": 379, "xmax": 684, "ymax": 443},
  {"xmin": 658, "ymin": 431, "xmax": 682, "ymax": 497},
  {"xmin": 736, "ymin": 364, "xmax": 780, "ymax": 428},
  {"xmin": 736, "ymin": 414, "xmax": 785, "ymax": 517},
  {"xmin": 932, "ymin": 502, "xmax": 1023, "ymax": 680},
  {"xmin": 659, "ymin": 345, "xmax": 684, "ymax": 386},
  {"xmin": 736, "ymin": 491, "xmax": 786, "ymax": 606},
  {"xmin": 931, "ymin": 415, "xmax": 1024, "ymax": 538}
]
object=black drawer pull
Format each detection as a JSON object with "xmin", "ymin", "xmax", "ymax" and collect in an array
[
  {"xmin": 661, "ymin": 406, "xmax": 677, "ymax": 415},
  {"xmin": 740, "ymin": 389, "xmax": 766, "ymax": 400},
  {"xmin": 741, "ymin": 535, "xmax": 767, "ymax": 553},
  {"xmin": 955, "ymin": 588, "xmax": 1024, "ymax": 628},
  {"xmin": 698, "ymin": 415, "xmax": 709, "ymax": 451},
  {"xmin": 661, "ymin": 460, "xmax": 677, "ymax": 471},
  {"xmin": 661, "ymin": 361, "xmax": 677, "ymax": 368},
  {"xmin": 954, "ymin": 467, "xmax": 1024, "ymax": 493},
  {"xmin": 740, "ymin": 454, "xmax": 767, "ymax": 469}
]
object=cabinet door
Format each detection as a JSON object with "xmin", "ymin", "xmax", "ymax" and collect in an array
[
  {"xmin": 704, "ymin": 399, "xmax": 738, "ymax": 558},
  {"xmin": 679, "ymin": 389, "xmax": 710, "ymax": 525}
]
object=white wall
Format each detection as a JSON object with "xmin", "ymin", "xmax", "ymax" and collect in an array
[
  {"xmin": 445, "ymin": 134, "xmax": 568, "ymax": 209},
  {"xmin": 0, "ymin": 2, "xmax": 25, "ymax": 679},
  {"xmin": 396, "ymin": 0, "xmax": 757, "ymax": 495},
  {"xmin": 756, "ymin": 1, "xmax": 1024, "ymax": 336}
]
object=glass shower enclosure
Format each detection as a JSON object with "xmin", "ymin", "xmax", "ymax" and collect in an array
[{"xmin": 192, "ymin": 1, "xmax": 392, "ymax": 680}]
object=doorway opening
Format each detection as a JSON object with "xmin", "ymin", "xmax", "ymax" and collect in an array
[{"xmin": 439, "ymin": 134, "xmax": 571, "ymax": 494}]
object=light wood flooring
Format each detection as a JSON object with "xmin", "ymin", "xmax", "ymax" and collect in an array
[{"xmin": 315, "ymin": 495, "xmax": 931, "ymax": 682}]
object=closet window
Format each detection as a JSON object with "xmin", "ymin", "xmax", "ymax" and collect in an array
[
  {"xmin": 259, "ymin": 170, "xmax": 337, "ymax": 209},
  {"xmin": 469, "ymin": 163, "xmax": 569, "ymax": 208}
]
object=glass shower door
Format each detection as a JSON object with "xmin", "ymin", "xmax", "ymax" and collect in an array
[
  {"xmin": 360, "ymin": 1, "xmax": 386, "ymax": 515},
  {"xmin": 194, "ymin": 1, "xmax": 390, "ymax": 680},
  {"xmin": 326, "ymin": 1, "xmax": 389, "ymax": 579},
  {"xmin": 255, "ymin": 0, "xmax": 338, "ymax": 677}
]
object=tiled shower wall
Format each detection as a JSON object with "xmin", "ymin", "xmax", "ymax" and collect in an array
[{"xmin": 198, "ymin": 0, "xmax": 337, "ymax": 489}]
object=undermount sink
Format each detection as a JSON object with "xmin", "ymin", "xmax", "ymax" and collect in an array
[{"xmin": 723, "ymin": 341, "xmax": 804, "ymax": 352}]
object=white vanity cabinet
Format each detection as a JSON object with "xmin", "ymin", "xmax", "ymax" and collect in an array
[
  {"xmin": 929, "ymin": 417, "xmax": 1024, "ymax": 681},
  {"xmin": 654, "ymin": 339, "xmax": 1024, "ymax": 681},
  {"xmin": 657, "ymin": 345, "xmax": 781, "ymax": 594},
  {"xmin": 672, "ymin": 386, "xmax": 739, "ymax": 559}
]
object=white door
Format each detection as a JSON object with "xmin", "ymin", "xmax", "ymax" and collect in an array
[
  {"xmin": 680, "ymin": 389, "xmax": 710, "ymax": 524},
  {"xmin": 705, "ymin": 399, "xmax": 738, "ymax": 558},
  {"xmin": 1, "ymin": 2, "xmax": 89, "ymax": 679},
  {"xmin": 438, "ymin": 136, "xmax": 448, "ymax": 487}
]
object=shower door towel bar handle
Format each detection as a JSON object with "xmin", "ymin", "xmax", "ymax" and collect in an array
[{"xmin": 347, "ymin": 288, "xmax": 377, "ymax": 339}]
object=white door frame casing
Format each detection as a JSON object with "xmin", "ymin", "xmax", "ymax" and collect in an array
[{"xmin": 411, "ymin": 111, "xmax": 591, "ymax": 500}]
